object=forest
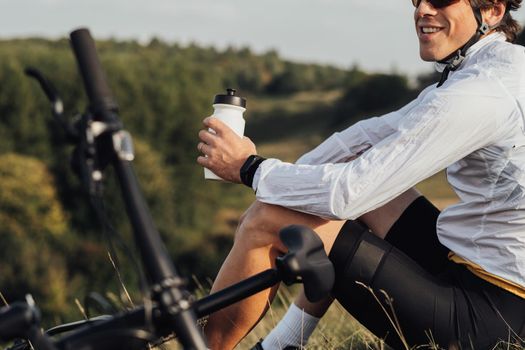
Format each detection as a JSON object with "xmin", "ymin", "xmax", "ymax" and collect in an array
[{"xmin": 1, "ymin": 30, "xmax": 524, "ymax": 325}]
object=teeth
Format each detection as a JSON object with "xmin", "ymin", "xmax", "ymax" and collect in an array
[{"xmin": 422, "ymin": 27, "xmax": 441, "ymax": 34}]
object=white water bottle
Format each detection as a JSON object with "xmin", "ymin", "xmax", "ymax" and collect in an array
[{"xmin": 204, "ymin": 88, "xmax": 247, "ymax": 181}]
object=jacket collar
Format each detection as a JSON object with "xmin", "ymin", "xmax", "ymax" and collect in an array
[{"xmin": 434, "ymin": 32, "xmax": 506, "ymax": 73}]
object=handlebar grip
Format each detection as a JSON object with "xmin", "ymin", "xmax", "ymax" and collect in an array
[
  {"xmin": 70, "ymin": 28, "xmax": 118, "ymax": 120},
  {"xmin": 0, "ymin": 303, "xmax": 34, "ymax": 341}
]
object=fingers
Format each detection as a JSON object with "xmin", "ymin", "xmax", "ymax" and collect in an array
[
  {"xmin": 203, "ymin": 116, "xmax": 233, "ymax": 137},
  {"xmin": 198, "ymin": 129, "xmax": 217, "ymax": 145},
  {"xmin": 196, "ymin": 147, "xmax": 218, "ymax": 173},
  {"xmin": 197, "ymin": 142, "xmax": 204, "ymax": 153},
  {"xmin": 198, "ymin": 116, "xmax": 237, "ymax": 153},
  {"xmin": 198, "ymin": 117, "xmax": 225, "ymax": 145},
  {"xmin": 196, "ymin": 154, "xmax": 209, "ymax": 167},
  {"xmin": 197, "ymin": 141, "xmax": 211, "ymax": 156}
]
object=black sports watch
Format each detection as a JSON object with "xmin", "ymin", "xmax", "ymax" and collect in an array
[{"xmin": 240, "ymin": 155, "xmax": 266, "ymax": 188}]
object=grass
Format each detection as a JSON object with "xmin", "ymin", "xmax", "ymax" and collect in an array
[
  {"xmin": 161, "ymin": 282, "xmax": 525, "ymax": 349},
  {"xmin": 236, "ymin": 287, "xmax": 387, "ymax": 350},
  {"xmin": 161, "ymin": 285, "xmax": 386, "ymax": 350}
]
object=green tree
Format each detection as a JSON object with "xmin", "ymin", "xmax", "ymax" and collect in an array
[
  {"xmin": 0, "ymin": 153, "xmax": 71, "ymax": 321},
  {"xmin": 333, "ymin": 73, "xmax": 415, "ymax": 128}
]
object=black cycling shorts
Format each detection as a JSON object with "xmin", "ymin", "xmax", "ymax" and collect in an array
[{"xmin": 329, "ymin": 196, "xmax": 525, "ymax": 349}]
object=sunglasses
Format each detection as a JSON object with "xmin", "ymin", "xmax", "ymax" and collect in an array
[{"xmin": 411, "ymin": 0, "xmax": 461, "ymax": 8}]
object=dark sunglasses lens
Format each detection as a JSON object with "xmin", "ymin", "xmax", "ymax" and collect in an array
[
  {"xmin": 431, "ymin": 0, "xmax": 456, "ymax": 8},
  {"xmin": 412, "ymin": 0, "xmax": 457, "ymax": 8}
]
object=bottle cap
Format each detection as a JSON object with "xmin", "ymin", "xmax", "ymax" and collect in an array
[{"xmin": 213, "ymin": 88, "xmax": 246, "ymax": 108}]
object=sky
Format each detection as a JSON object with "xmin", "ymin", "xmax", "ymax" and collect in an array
[{"xmin": 3, "ymin": 0, "xmax": 525, "ymax": 76}]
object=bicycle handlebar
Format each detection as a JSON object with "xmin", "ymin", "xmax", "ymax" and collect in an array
[
  {"xmin": 0, "ymin": 302, "xmax": 56, "ymax": 350},
  {"xmin": 25, "ymin": 327, "xmax": 57, "ymax": 350},
  {"xmin": 69, "ymin": 28, "xmax": 118, "ymax": 121},
  {"xmin": 52, "ymin": 224, "xmax": 333, "ymax": 349},
  {"xmin": 0, "ymin": 303, "xmax": 36, "ymax": 341},
  {"xmin": 53, "ymin": 268, "xmax": 282, "ymax": 350}
]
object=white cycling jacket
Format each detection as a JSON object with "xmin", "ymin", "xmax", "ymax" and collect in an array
[{"xmin": 252, "ymin": 33, "xmax": 525, "ymax": 288}]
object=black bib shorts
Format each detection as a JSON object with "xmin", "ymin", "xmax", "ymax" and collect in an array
[{"xmin": 329, "ymin": 196, "xmax": 525, "ymax": 349}]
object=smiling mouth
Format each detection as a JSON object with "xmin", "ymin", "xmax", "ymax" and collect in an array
[{"xmin": 420, "ymin": 26, "xmax": 443, "ymax": 34}]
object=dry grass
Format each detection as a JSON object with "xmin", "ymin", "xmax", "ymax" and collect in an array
[
  {"xmin": 236, "ymin": 287, "xmax": 385, "ymax": 350},
  {"xmin": 160, "ymin": 286, "xmax": 384, "ymax": 350},
  {"xmin": 159, "ymin": 284, "xmax": 525, "ymax": 349}
]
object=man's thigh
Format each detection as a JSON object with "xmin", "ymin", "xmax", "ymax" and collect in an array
[
  {"xmin": 327, "ymin": 197, "xmax": 455, "ymax": 348},
  {"xmin": 329, "ymin": 218, "xmax": 455, "ymax": 348}
]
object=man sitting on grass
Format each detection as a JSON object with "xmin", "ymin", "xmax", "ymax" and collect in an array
[{"xmin": 197, "ymin": 0, "xmax": 525, "ymax": 348}]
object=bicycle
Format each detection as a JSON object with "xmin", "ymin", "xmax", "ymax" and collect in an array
[{"xmin": 0, "ymin": 28, "xmax": 335, "ymax": 350}]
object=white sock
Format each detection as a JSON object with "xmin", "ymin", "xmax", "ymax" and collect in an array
[{"xmin": 261, "ymin": 303, "xmax": 320, "ymax": 349}]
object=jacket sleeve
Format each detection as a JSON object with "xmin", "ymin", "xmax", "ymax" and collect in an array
[{"xmin": 253, "ymin": 74, "xmax": 518, "ymax": 220}]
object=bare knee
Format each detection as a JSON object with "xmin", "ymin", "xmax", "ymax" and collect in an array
[
  {"xmin": 234, "ymin": 202, "xmax": 284, "ymax": 252},
  {"xmin": 235, "ymin": 201, "xmax": 329, "ymax": 253}
]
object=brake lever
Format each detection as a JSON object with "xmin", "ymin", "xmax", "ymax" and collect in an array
[{"xmin": 25, "ymin": 67, "xmax": 79, "ymax": 141}]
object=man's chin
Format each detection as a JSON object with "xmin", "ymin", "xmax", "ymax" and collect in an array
[{"xmin": 419, "ymin": 50, "xmax": 440, "ymax": 62}]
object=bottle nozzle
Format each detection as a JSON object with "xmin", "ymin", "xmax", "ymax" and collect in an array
[{"xmin": 214, "ymin": 88, "xmax": 246, "ymax": 108}]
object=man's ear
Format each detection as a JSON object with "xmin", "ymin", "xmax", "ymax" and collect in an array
[{"xmin": 482, "ymin": 1, "xmax": 507, "ymax": 27}]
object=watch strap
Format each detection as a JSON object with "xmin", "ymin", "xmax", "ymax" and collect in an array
[{"xmin": 240, "ymin": 155, "xmax": 266, "ymax": 188}]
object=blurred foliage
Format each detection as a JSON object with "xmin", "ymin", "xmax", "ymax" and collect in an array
[
  {"xmin": 0, "ymin": 31, "xmax": 498, "ymax": 326},
  {"xmin": 333, "ymin": 73, "xmax": 417, "ymax": 129},
  {"xmin": 0, "ymin": 153, "xmax": 71, "ymax": 319}
]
